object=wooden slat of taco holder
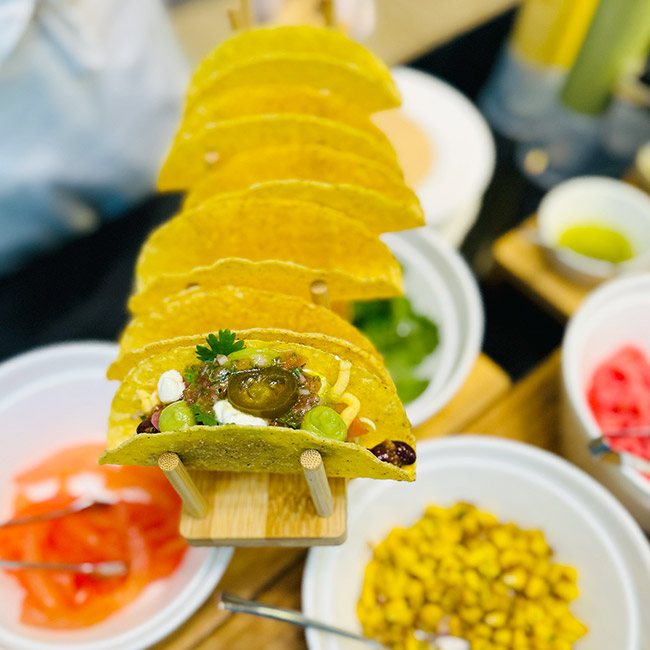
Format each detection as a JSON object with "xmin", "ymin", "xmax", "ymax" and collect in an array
[
  {"xmin": 227, "ymin": 8, "xmax": 240, "ymax": 30},
  {"xmin": 322, "ymin": 0, "xmax": 336, "ymax": 27},
  {"xmin": 310, "ymin": 279, "xmax": 331, "ymax": 309},
  {"xmin": 158, "ymin": 452, "xmax": 208, "ymax": 518},
  {"xmin": 158, "ymin": 420, "xmax": 346, "ymax": 546},
  {"xmin": 178, "ymin": 469, "xmax": 347, "ymax": 546},
  {"xmin": 227, "ymin": 0, "xmax": 252, "ymax": 31},
  {"xmin": 300, "ymin": 449, "xmax": 334, "ymax": 517}
]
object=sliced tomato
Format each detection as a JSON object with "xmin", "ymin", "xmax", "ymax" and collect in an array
[
  {"xmin": 588, "ymin": 346, "xmax": 650, "ymax": 432},
  {"xmin": 347, "ymin": 416, "xmax": 370, "ymax": 438},
  {"xmin": 0, "ymin": 443, "xmax": 188, "ymax": 630}
]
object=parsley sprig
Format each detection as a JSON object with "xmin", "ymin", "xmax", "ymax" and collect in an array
[
  {"xmin": 189, "ymin": 404, "xmax": 219, "ymax": 426},
  {"xmin": 195, "ymin": 330, "xmax": 244, "ymax": 363},
  {"xmin": 184, "ymin": 366, "xmax": 199, "ymax": 386}
]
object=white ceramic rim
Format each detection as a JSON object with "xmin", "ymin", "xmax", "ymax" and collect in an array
[
  {"xmin": 396, "ymin": 228, "xmax": 484, "ymax": 425},
  {"xmin": 391, "ymin": 66, "xmax": 496, "ymax": 226},
  {"xmin": 0, "ymin": 342, "xmax": 233, "ymax": 650},
  {"xmin": 562, "ymin": 274, "xmax": 650, "ymax": 498},
  {"xmin": 537, "ymin": 176, "xmax": 650, "ymax": 280},
  {"xmin": 302, "ymin": 435, "xmax": 650, "ymax": 650}
]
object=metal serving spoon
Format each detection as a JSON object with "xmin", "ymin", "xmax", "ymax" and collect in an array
[
  {"xmin": 216, "ymin": 592, "xmax": 469, "ymax": 650},
  {"xmin": 0, "ymin": 559, "xmax": 127, "ymax": 577}
]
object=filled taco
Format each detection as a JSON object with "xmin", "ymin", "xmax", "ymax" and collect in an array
[{"xmin": 101, "ymin": 330, "xmax": 416, "ymax": 481}]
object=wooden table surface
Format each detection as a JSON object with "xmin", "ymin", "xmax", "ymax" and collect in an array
[
  {"xmin": 493, "ymin": 216, "xmax": 590, "ymax": 321},
  {"xmin": 156, "ymin": 351, "xmax": 569, "ymax": 650},
  {"xmin": 170, "ymin": 0, "xmax": 519, "ymax": 67}
]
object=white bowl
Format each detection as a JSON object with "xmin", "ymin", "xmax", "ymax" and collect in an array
[
  {"xmin": 383, "ymin": 228, "xmax": 484, "ymax": 427},
  {"xmin": 538, "ymin": 176, "xmax": 650, "ymax": 285},
  {"xmin": 561, "ymin": 273, "xmax": 650, "ymax": 531},
  {"xmin": 388, "ymin": 67, "xmax": 496, "ymax": 245},
  {"xmin": 303, "ymin": 436, "xmax": 650, "ymax": 650},
  {"xmin": 0, "ymin": 343, "xmax": 233, "ymax": 650}
]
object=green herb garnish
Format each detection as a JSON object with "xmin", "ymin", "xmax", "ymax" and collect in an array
[
  {"xmin": 353, "ymin": 297, "xmax": 439, "ymax": 404},
  {"xmin": 195, "ymin": 330, "xmax": 245, "ymax": 363},
  {"xmin": 189, "ymin": 404, "xmax": 219, "ymax": 426},
  {"xmin": 274, "ymin": 410, "xmax": 302, "ymax": 429},
  {"xmin": 290, "ymin": 367, "xmax": 302, "ymax": 379},
  {"xmin": 184, "ymin": 366, "xmax": 199, "ymax": 386}
]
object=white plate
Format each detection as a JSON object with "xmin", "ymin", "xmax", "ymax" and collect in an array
[
  {"xmin": 0, "ymin": 342, "xmax": 233, "ymax": 650},
  {"xmin": 303, "ymin": 436, "xmax": 650, "ymax": 650},
  {"xmin": 391, "ymin": 67, "xmax": 496, "ymax": 233},
  {"xmin": 384, "ymin": 229, "xmax": 484, "ymax": 427}
]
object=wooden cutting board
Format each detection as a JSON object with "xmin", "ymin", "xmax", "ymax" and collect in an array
[{"xmin": 493, "ymin": 216, "xmax": 590, "ymax": 320}]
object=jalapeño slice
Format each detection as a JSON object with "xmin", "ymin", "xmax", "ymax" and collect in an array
[{"xmin": 227, "ymin": 367, "xmax": 299, "ymax": 418}]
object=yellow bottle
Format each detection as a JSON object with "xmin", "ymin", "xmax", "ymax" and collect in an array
[{"xmin": 511, "ymin": 0, "xmax": 599, "ymax": 69}]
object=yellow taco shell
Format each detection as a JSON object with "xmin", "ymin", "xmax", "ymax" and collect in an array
[
  {"xmin": 110, "ymin": 327, "xmax": 393, "ymax": 388},
  {"xmin": 158, "ymin": 113, "xmax": 399, "ymax": 191},
  {"xmin": 131, "ymin": 197, "xmax": 402, "ymax": 311},
  {"xmin": 181, "ymin": 85, "xmax": 386, "ymax": 141},
  {"xmin": 128, "ymin": 258, "xmax": 401, "ymax": 315},
  {"xmin": 187, "ymin": 26, "xmax": 397, "ymax": 105},
  {"xmin": 186, "ymin": 183, "xmax": 424, "ymax": 235},
  {"xmin": 183, "ymin": 144, "xmax": 414, "ymax": 206},
  {"xmin": 111, "ymin": 284, "xmax": 388, "ymax": 380},
  {"xmin": 180, "ymin": 144, "xmax": 424, "ymax": 233}
]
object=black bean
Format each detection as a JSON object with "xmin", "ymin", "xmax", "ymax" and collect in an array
[
  {"xmin": 137, "ymin": 416, "xmax": 157, "ymax": 434},
  {"xmin": 393, "ymin": 440, "xmax": 416, "ymax": 465},
  {"xmin": 370, "ymin": 439, "xmax": 416, "ymax": 466}
]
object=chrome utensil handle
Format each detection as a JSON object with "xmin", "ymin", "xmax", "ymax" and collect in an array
[
  {"xmin": 0, "ymin": 559, "xmax": 127, "ymax": 577},
  {"xmin": 217, "ymin": 592, "xmax": 389, "ymax": 649},
  {"xmin": 0, "ymin": 496, "xmax": 113, "ymax": 528},
  {"xmin": 589, "ymin": 437, "xmax": 650, "ymax": 474}
]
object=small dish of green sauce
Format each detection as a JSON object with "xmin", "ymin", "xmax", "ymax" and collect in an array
[{"xmin": 558, "ymin": 224, "xmax": 633, "ymax": 264}]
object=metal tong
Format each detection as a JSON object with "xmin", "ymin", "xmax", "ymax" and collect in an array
[{"xmin": 0, "ymin": 497, "xmax": 127, "ymax": 577}]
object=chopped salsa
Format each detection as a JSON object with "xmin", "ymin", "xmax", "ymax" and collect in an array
[{"xmin": 588, "ymin": 345, "xmax": 650, "ymax": 476}]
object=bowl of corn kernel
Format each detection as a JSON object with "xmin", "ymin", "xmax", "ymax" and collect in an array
[{"xmin": 303, "ymin": 436, "xmax": 650, "ymax": 650}]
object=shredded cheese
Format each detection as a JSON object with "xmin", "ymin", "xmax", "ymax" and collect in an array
[
  {"xmin": 329, "ymin": 360, "xmax": 352, "ymax": 401},
  {"xmin": 340, "ymin": 392, "xmax": 361, "ymax": 427},
  {"xmin": 359, "ymin": 417, "xmax": 376, "ymax": 431}
]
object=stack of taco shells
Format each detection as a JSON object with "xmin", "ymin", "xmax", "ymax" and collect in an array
[{"xmin": 102, "ymin": 26, "xmax": 425, "ymax": 481}]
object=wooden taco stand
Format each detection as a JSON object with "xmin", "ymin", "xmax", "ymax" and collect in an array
[{"xmin": 155, "ymin": 276, "xmax": 489, "ymax": 547}]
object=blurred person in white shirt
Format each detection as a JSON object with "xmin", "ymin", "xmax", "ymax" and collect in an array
[{"xmin": 0, "ymin": 0, "xmax": 189, "ymax": 275}]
